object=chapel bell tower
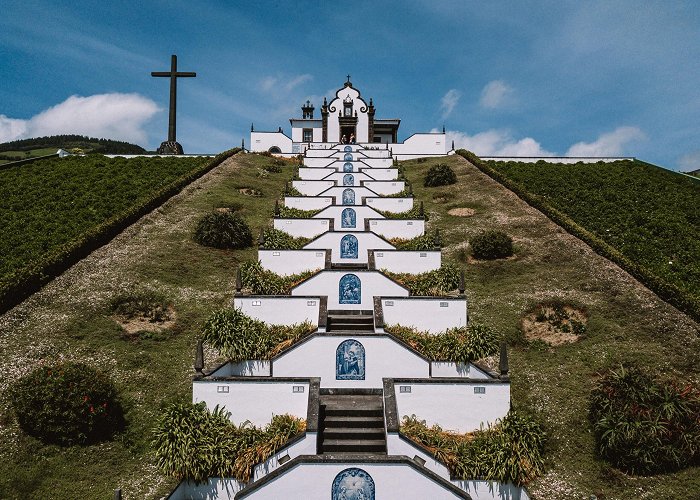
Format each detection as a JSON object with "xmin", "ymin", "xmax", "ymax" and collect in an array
[{"xmin": 301, "ymin": 100, "xmax": 314, "ymax": 119}]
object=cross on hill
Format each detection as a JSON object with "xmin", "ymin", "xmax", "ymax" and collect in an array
[{"xmin": 151, "ymin": 54, "xmax": 196, "ymax": 154}]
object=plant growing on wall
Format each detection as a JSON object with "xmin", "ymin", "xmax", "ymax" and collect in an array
[
  {"xmin": 153, "ymin": 402, "xmax": 305, "ymax": 483},
  {"xmin": 377, "ymin": 204, "xmax": 427, "ymax": 220},
  {"xmin": 202, "ymin": 307, "xmax": 314, "ymax": 361},
  {"xmin": 589, "ymin": 364, "xmax": 700, "ymax": 475},
  {"xmin": 277, "ymin": 206, "xmax": 322, "ymax": 218},
  {"xmin": 10, "ymin": 362, "xmax": 125, "ymax": 445},
  {"xmin": 383, "ymin": 263, "xmax": 460, "ymax": 295},
  {"xmin": 193, "ymin": 211, "xmax": 253, "ymax": 249},
  {"xmin": 401, "ymin": 411, "xmax": 546, "ymax": 485},
  {"xmin": 424, "ymin": 163, "xmax": 457, "ymax": 187},
  {"xmin": 390, "ymin": 232, "xmax": 440, "ymax": 250},
  {"xmin": 259, "ymin": 228, "xmax": 310, "ymax": 250},
  {"xmin": 385, "ymin": 323, "xmax": 499, "ymax": 362},
  {"xmin": 239, "ymin": 260, "xmax": 317, "ymax": 295}
]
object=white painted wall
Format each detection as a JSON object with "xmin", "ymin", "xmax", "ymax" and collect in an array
[
  {"xmin": 390, "ymin": 133, "xmax": 447, "ymax": 159},
  {"xmin": 273, "ymin": 335, "xmax": 429, "ymax": 388},
  {"xmin": 386, "ymin": 433, "xmax": 451, "ymax": 480},
  {"xmin": 382, "ymin": 298, "xmax": 467, "ymax": 333},
  {"xmin": 323, "ymin": 171, "xmax": 375, "ymax": 185},
  {"xmin": 292, "ymin": 179, "xmax": 335, "ymax": 196},
  {"xmin": 304, "ymin": 232, "xmax": 395, "ymax": 264},
  {"xmin": 325, "ymin": 86, "xmax": 370, "ymax": 143},
  {"xmin": 430, "ymin": 362, "xmax": 491, "ymax": 380},
  {"xmin": 365, "ymin": 197, "xmax": 414, "ymax": 213},
  {"xmin": 251, "ymin": 433, "xmax": 318, "ymax": 482},
  {"xmin": 273, "ymin": 218, "xmax": 330, "ymax": 238},
  {"xmin": 302, "ymin": 157, "xmax": 335, "ymax": 168},
  {"xmin": 259, "ymin": 249, "xmax": 325, "ymax": 276},
  {"xmin": 374, "ymin": 250, "xmax": 440, "ymax": 273},
  {"xmin": 298, "ymin": 167, "xmax": 336, "ymax": 180},
  {"xmin": 193, "ymin": 380, "xmax": 310, "ymax": 427},
  {"xmin": 234, "ymin": 297, "xmax": 321, "ymax": 326},
  {"xmin": 360, "ymin": 167, "xmax": 398, "ymax": 180},
  {"xmin": 251, "ymin": 132, "xmax": 293, "ymax": 153},
  {"xmin": 357, "ymin": 157, "xmax": 394, "ymax": 168},
  {"xmin": 237, "ymin": 462, "xmax": 467, "ymax": 499},
  {"xmin": 394, "ymin": 382, "xmax": 510, "ymax": 433},
  {"xmin": 284, "ymin": 196, "xmax": 333, "ymax": 210},
  {"xmin": 313, "ymin": 205, "xmax": 385, "ymax": 232},
  {"xmin": 317, "ymin": 186, "xmax": 378, "ymax": 205},
  {"xmin": 305, "ymin": 148, "xmax": 336, "ymax": 158},
  {"xmin": 167, "ymin": 478, "xmax": 244, "ymax": 500},
  {"xmin": 209, "ymin": 360, "xmax": 272, "ymax": 377},
  {"xmin": 369, "ymin": 218, "xmax": 425, "ymax": 239},
  {"xmin": 362, "ymin": 180, "xmax": 405, "ymax": 195},
  {"xmin": 292, "ymin": 270, "xmax": 408, "ymax": 310},
  {"xmin": 454, "ymin": 481, "xmax": 531, "ymax": 500}
]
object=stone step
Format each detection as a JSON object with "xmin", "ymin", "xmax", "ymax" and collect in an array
[
  {"xmin": 327, "ymin": 309, "xmax": 374, "ymax": 316},
  {"xmin": 327, "ymin": 314, "xmax": 373, "ymax": 323},
  {"xmin": 327, "ymin": 323, "xmax": 374, "ymax": 332},
  {"xmin": 321, "ymin": 439, "xmax": 387, "ymax": 453},
  {"xmin": 322, "ymin": 415, "xmax": 385, "ymax": 428},
  {"xmin": 322, "ymin": 427, "xmax": 386, "ymax": 440},
  {"xmin": 320, "ymin": 394, "xmax": 383, "ymax": 407}
]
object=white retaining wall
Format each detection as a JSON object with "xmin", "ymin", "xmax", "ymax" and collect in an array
[
  {"xmin": 292, "ymin": 180, "xmax": 335, "ymax": 196},
  {"xmin": 304, "ymin": 232, "xmax": 395, "ymax": 264},
  {"xmin": 237, "ymin": 462, "xmax": 467, "ymax": 499},
  {"xmin": 259, "ymin": 249, "xmax": 326, "ymax": 275},
  {"xmin": 374, "ymin": 250, "xmax": 440, "ymax": 273},
  {"xmin": 430, "ymin": 362, "xmax": 490, "ymax": 379},
  {"xmin": 386, "ymin": 434, "xmax": 451, "ymax": 480},
  {"xmin": 302, "ymin": 157, "xmax": 335, "ymax": 168},
  {"xmin": 274, "ymin": 218, "xmax": 330, "ymax": 238},
  {"xmin": 390, "ymin": 133, "xmax": 448, "ymax": 159},
  {"xmin": 394, "ymin": 382, "xmax": 510, "ymax": 433},
  {"xmin": 318, "ymin": 186, "xmax": 378, "ymax": 205},
  {"xmin": 322, "ymin": 171, "xmax": 376, "ymax": 185},
  {"xmin": 284, "ymin": 196, "xmax": 333, "ymax": 210},
  {"xmin": 298, "ymin": 167, "xmax": 336, "ymax": 179},
  {"xmin": 359, "ymin": 167, "xmax": 398, "ymax": 180},
  {"xmin": 362, "ymin": 180, "xmax": 406, "ymax": 195},
  {"xmin": 193, "ymin": 380, "xmax": 310, "ymax": 427},
  {"xmin": 368, "ymin": 218, "xmax": 425, "ymax": 239},
  {"xmin": 382, "ymin": 297, "xmax": 467, "ymax": 333},
  {"xmin": 365, "ymin": 197, "xmax": 413, "ymax": 213},
  {"xmin": 274, "ymin": 335, "xmax": 429, "ymax": 388},
  {"xmin": 210, "ymin": 360, "xmax": 272, "ymax": 377},
  {"xmin": 251, "ymin": 132, "xmax": 293, "ymax": 153},
  {"xmin": 292, "ymin": 271, "xmax": 408, "ymax": 310},
  {"xmin": 234, "ymin": 297, "xmax": 321, "ymax": 326},
  {"xmin": 313, "ymin": 206, "xmax": 385, "ymax": 232},
  {"xmin": 454, "ymin": 481, "xmax": 530, "ymax": 500}
]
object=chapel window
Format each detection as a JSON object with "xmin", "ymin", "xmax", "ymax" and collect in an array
[{"xmin": 303, "ymin": 128, "xmax": 313, "ymax": 142}]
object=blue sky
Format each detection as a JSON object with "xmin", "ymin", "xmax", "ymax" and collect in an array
[{"xmin": 1, "ymin": 0, "xmax": 699, "ymax": 170}]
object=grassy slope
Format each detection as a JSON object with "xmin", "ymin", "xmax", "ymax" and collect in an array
[
  {"xmin": 0, "ymin": 153, "xmax": 697, "ymax": 498},
  {"xmin": 0, "ymin": 153, "xmax": 287, "ymax": 498}
]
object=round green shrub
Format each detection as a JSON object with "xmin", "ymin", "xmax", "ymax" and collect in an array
[
  {"xmin": 10, "ymin": 362, "xmax": 125, "ymax": 445},
  {"xmin": 424, "ymin": 163, "xmax": 457, "ymax": 187},
  {"xmin": 193, "ymin": 211, "xmax": 253, "ymax": 249},
  {"xmin": 590, "ymin": 365, "xmax": 700, "ymax": 475},
  {"xmin": 470, "ymin": 230, "xmax": 514, "ymax": 259}
]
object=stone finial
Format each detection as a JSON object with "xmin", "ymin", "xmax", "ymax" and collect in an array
[
  {"xmin": 251, "ymin": 123, "xmax": 254, "ymax": 132},
  {"xmin": 408, "ymin": 184, "xmax": 413, "ymax": 195},
  {"xmin": 236, "ymin": 268, "xmax": 242, "ymax": 292},
  {"xmin": 114, "ymin": 489, "xmax": 122, "ymax": 500},
  {"xmin": 419, "ymin": 201, "xmax": 424, "ymax": 217},
  {"xmin": 194, "ymin": 340, "xmax": 204, "ymax": 374},
  {"xmin": 452, "ymin": 140, "xmax": 455, "ymax": 150},
  {"xmin": 459, "ymin": 270, "xmax": 465, "ymax": 294},
  {"xmin": 442, "ymin": 124, "xmax": 446, "ymax": 133},
  {"xmin": 285, "ymin": 181, "xmax": 290, "ymax": 194},
  {"xmin": 241, "ymin": 138, "xmax": 245, "ymax": 150},
  {"xmin": 499, "ymin": 341, "xmax": 509, "ymax": 380},
  {"xmin": 274, "ymin": 199, "xmax": 280, "ymax": 216},
  {"xmin": 434, "ymin": 228, "xmax": 442, "ymax": 248},
  {"xmin": 258, "ymin": 229, "xmax": 265, "ymax": 247},
  {"xmin": 278, "ymin": 126, "xmax": 283, "ymax": 133}
]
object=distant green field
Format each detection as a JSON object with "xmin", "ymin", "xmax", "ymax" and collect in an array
[
  {"xmin": 0, "ymin": 155, "xmax": 209, "ymax": 283},
  {"xmin": 486, "ymin": 160, "xmax": 700, "ymax": 302},
  {"xmin": 0, "ymin": 148, "xmax": 58, "ymax": 165}
]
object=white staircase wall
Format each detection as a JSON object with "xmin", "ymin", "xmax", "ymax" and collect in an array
[
  {"xmin": 365, "ymin": 197, "xmax": 414, "ymax": 213},
  {"xmin": 373, "ymin": 250, "xmax": 440, "ymax": 273},
  {"xmin": 234, "ymin": 296, "xmax": 321, "ymax": 326},
  {"xmin": 273, "ymin": 218, "xmax": 330, "ymax": 238},
  {"xmin": 259, "ymin": 249, "xmax": 326, "ymax": 275},
  {"xmin": 381, "ymin": 297, "xmax": 467, "ymax": 333},
  {"xmin": 304, "ymin": 232, "xmax": 395, "ymax": 264},
  {"xmin": 368, "ymin": 219, "xmax": 425, "ymax": 239}
]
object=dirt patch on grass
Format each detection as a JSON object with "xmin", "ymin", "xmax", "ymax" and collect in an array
[
  {"xmin": 238, "ymin": 187, "xmax": 262, "ymax": 197},
  {"xmin": 521, "ymin": 303, "xmax": 587, "ymax": 345},
  {"xmin": 113, "ymin": 306, "xmax": 177, "ymax": 339},
  {"xmin": 448, "ymin": 207, "xmax": 476, "ymax": 217}
]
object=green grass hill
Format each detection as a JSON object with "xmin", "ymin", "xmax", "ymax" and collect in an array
[{"xmin": 0, "ymin": 135, "xmax": 147, "ymax": 164}]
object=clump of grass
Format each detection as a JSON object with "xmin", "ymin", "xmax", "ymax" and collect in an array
[
  {"xmin": 153, "ymin": 403, "xmax": 305, "ymax": 483},
  {"xmin": 259, "ymin": 228, "xmax": 310, "ymax": 250},
  {"xmin": 110, "ymin": 289, "xmax": 172, "ymax": 323},
  {"xmin": 385, "ymin": 323, "xmax": 499, "ymax": 362},
  {"xmin": 277, "ymin": 206, "xmax": 322, "ymax": 218},
  {"xmin": 529, "ymin": 300, "xmax": 587, "ymax": 335},
  {"xmin": 383, "ymin": 263, "xmax": 460, "ymax": 295},
  {"xmin": 590, "ymin": 364, "xmax": 700, "ymax": 475},
  {"xmin": 470, "ymin": 230, "xmax": 513, "ymax": 260},
  {"xmin": 239, "ymin": 261, "xmax": 317, "ymax": 295},
  {"xmin": 390, "ymin": 232, "xmax": 440, "ymax": 250},
  {"xmin": 424, "ymin": 163, "xmax": 457, "ymax": 187},
  {"xmin": 202, "ymin": 307, "xmax": 314, "ymax": 361},
  {"xmin": 401, "ymin": 411, "xmax": 546, "ymax": 485},
  {"xmin": 193, "ymin": 211, "xmax": 253, "ymax": 249}
]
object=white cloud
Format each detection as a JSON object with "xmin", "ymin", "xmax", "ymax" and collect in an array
[
  {"xmin": 258, "ymin": 74, "xmax": 313, "ymax": 94},
  {"xmin": 440, "ymin": 89, "xmax": 461, "ymax": 119},
  {"xmin": 0, "ymin": 93, "xmax": 160, "ymax": 145},
  {"xmin": 679, "ymin": 151, "xmax": 700, "ymax": 172},
  {"xmin": 438, "ymin": 128, "xmax": 554, "ymax": 156},
  {"xmin": 566, "ymin": 126, "xmax": 645, "ymax": 156},
  {"xmin": 479, "ymin": 80, "xmax": 515, "ymax": 109}
]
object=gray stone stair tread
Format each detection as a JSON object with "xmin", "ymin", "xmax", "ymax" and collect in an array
[
  {"xmin": 323, "ymin": 415, "xmax": 384, "ymax": 425},
  {"xmin": 323, "ymin": 428, "xmax": 385, "ymax": 436}
]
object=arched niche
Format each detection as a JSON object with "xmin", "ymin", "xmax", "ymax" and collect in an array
[
  {"xmin": 339, "ymin": 273, "xmax": 361, "ymax": 304},
  {"xmin": 341, "ymin": 208, "xmax": 356, "ymax": 228},
  {"xmin": 343, "ymin": 174, "xmax": 354, "ymax": 186},
  {"xmin": 342, "ymin": 188, "xmax": 355, "ymax": 205},
  {"xmin": 335, "ymin": 340, "xmax": 366, "ymax": 381},
  {"xmin": 340, "ymin": 234, "xmax": 358, "ymax": 259}
]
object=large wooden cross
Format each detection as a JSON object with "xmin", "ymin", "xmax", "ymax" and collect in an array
[{"xmin": 151, "ymin": 54, "xmax": 196, "ymax": 143}]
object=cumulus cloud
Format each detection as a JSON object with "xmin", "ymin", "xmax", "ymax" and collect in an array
[
  {"xmin": 0, "ymin": 93, "xmax": 159, "ymax": 144},
  {"xmin": 437, "ymin": 128, "xmax": 554, "ymax": 156},
  {"xmin": 678, "ymin": 150, "xmax": 700, "ymax": 172},
  {"xmin": 479, "ymin": 80, "xmax": 515, "ymax": 109},
  {"xmin": 440, "ymin": 89, "xmax": 461, "ymax": 119},
  {"xmin": 565, "ymin": 126, "xmax": 645, "ymax": 156}
]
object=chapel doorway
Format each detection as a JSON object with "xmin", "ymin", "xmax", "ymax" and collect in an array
[{"xmin": 340, "ymin": 126, "xmax": 356, "ymax": 143}]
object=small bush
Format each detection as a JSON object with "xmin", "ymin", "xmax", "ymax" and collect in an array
[
  {"xmin": 110, "ymin": 289, "xmax": 171, "ymax": 322},
  {"xmin": 202, "ymin": 307, "xmax": 314, "ymax": 360},
  {"xmin": 240, "ymin": 260, "xmax": 317, "ymax": 295},
  {"xmin": 391, "ymin": 232, "xmax": 439, "ymax": 250},
  {"xmin": 401, "ymin": 410, "xmax": 546, "ymax": 485},
  {"xmin": 386, "ymin": 323, "xmax": 499, "ymax": 362},
  {"xmin": 153, "ymin": 403, "xmax": 305, "ymax": 483},
  {"xmin": 263, "ymin": 163, "xmax": 283, "ymax": 173},
  {"xmin": 424, "ymin": 163, "xmax": 457, "ymax": 187},
  {"xmin": 383, "ymin": 263, "xmax": 461, "ymax": 295},
  {"xmin": 10, "ymin": 362, "xmax": 125, "ymax": 445},
  {"xmin": 590, "ymin": 364, "xmax": 700, "ymax": 475},
  {"xmin": 470, "ymin": 230, "xmax": 513, "ymax": 259},
  {"xmin": 193, "ymin": 211, "xmax": 253, "ymax": 249}
]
